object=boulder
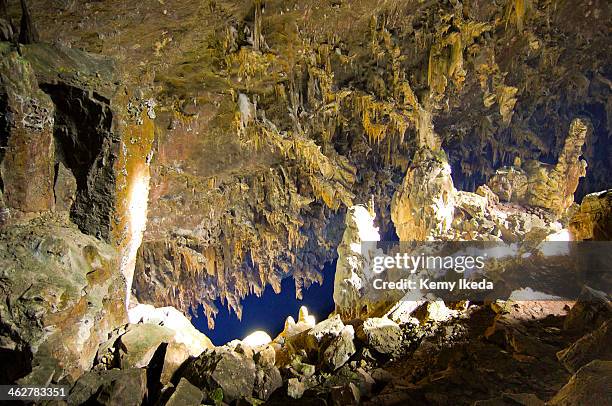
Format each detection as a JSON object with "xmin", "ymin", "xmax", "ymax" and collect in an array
[
  {"xmin": 331, "ymin": 383, "xmax": 360, "ymax": 406},
  {"xmin": 254, "ymin": 365, "xmax": 282, "ymax": 400},
  {"xmin": 354, "ymin": 368, "xmax": 376, "ymax": 397},
  {"xmin": 287, "ymin": 377, "xmax": 306, "ymax": 399},
  {"xmin": 548, "ymin": 360, "xmax": 612, "ymax": 405},
  {"xmin": 356, "ymin": 318, "xmax": 402, "ymax": 355},
  {"xmin": 117, "ymin": 323, "xmax": 174, "ymax": 369},
  {"xmin": 455, "ymin": 191, "xmax": 489, "ymax": 218},
  {"xmin": 305, "ymin": 315, "xmax": 345, "ymax": 352},
  {"xmin": 92, "ymin": 368, "xmax": 148, "ymax": 406},
  {"xmin": 563, "ymin": 286, "xmax": 611, "ymax": 333},
  {"xmin": 253, "ymin": 344, "xmax": 276, "ymax": 368},
  {"xmin": 308, "ymin": 315, "xmax": 345, "ymax": 341},
  {"xmin": 182, "ymin": 347, "xmax": 256, "ymax": 403},
  {"xmin": 322, "ymin": 325, "xmax": 356, "ymax": 370},
  {"xmin": 165, "ymin": 378, "xmax": 203, "ymax": 406},
  {"xmin": 289, "ymin": 356, "xmax": 316, "ymax": 379},
  {"xmin": 386, "ymin": 299, "xmax": 422, "ymax": 326},
  {"xmin": 68, "ymin": 368, "xmax": 146, "ymax": 405},
  {"xmin": 557, "ymin": 319, "xmax": 612, "ymax": 373},
  {"xmin": 161, "ymin": 341, "xmax": 192, "ymax": 386},
  {"xmin": 412, "ymin": 301, "xmax": 458, "ymax": 324},
  {"xmin": 128, "ymin": 304, "xmax": 213, "ymax": 356}
]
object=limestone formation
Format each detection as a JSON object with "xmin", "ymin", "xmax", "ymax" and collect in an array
[
  {"xmin": 569, "ymin": 190, "xmax": 612, "ymax": 240},
  {"xmin": 0, "ymin": 1, "xmax": 609, "ymax": 405},
  {"xmin": 391, "ymin": 148, "xmax": 456, "ymax": 241},
  {"xmin": 486, "ymin": 118, "xmax": 590, "ymax": 217},
  {"xmin": 334, "ymin": 205, "xmax": 397, "ymax": 321}
]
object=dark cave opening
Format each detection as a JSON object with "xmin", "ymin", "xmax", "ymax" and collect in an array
[
  {"xmin": 40, "ymin": 83, "xmax": 118, "ymax": 240},
  {"xmin": 191, "ymin": 261, "xmax": 336, "ymax": 346}
]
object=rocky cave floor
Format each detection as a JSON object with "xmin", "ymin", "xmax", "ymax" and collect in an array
[{"xmin": 16, "ymin": 290, "xmax": 609, "ymax": 406}]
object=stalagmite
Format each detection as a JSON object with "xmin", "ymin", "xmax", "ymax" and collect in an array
[{"xmin": 391, "ymin": 148, "xmax": 456, "ymax": 241}]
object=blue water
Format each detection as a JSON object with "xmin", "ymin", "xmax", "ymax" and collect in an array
[{"xmin": 192, "ymin": 261, "xmax": 336, "ymax": 345}]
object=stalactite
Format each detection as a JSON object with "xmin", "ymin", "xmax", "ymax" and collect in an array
[{"xmin": 253, "ymin": 0, "xmax": 264, "ymax": 52}]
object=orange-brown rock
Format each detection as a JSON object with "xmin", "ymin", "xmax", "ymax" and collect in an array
[
  {"xmin": 569, "ymin": 190, "xmax": 612, "ymax": 240},
  {"xmin": 0, "ymin": 48, "xmax": 55, "ymax": 214}
]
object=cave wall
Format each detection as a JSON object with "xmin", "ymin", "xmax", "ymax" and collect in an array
[{"xmin": 0, "ymin": 39, "xmax": 158, "ymax": 384}]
